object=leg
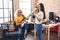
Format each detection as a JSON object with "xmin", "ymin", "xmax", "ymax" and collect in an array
[
  {"xmin": 48, "ymin": 28, "xmax": 50, "ymax": 40},
  {"xmin": 36, "ymin": 24, "xmax": 42, "ymax": 40},
  {"xmin": 18, "ymin": 28, "xmax": 23, "ymax": 40},
  {"xmin": 46, "ymin": 28, "xmax": 48, "ymax": 34},
  {"xmin": 24, "ymin": 23, "xmax": 29, "ymax": 37},
  {"xmin": 34, "ymin": 24, "xmax": 37, "ymax": 40},
  {"xmin": 21, "ymin": 27, "xmax": 25, "ymax": 39}
]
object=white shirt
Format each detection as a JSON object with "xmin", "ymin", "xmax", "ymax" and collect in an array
[{"xmin": 35, "ymin": 11, "xmax": 44, "ymax": 24}]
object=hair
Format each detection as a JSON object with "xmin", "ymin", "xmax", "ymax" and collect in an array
[
  {"xmin": 18, "ymin": 10, "xmax": 22, "ymax": 14},
  {"xmin": 39, "ymin": 3, "xmax": 45, "ymax": 19},
  {"xmin": 14, "ymin": 9, "xmax": 22, "ymax": 18}
]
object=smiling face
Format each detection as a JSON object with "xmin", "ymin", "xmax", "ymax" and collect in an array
[
  {"xmin": 34, "ymin": 6, "xmax": 39, "ymax": 14},
  {"xmin": 17, "ymin": 10, "xmax": 22, "ymax": 16}
]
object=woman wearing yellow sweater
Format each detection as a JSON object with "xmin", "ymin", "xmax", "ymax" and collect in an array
[{"xmin": 15, "ymin": 10, "xmax": 25, "ymax": 40}]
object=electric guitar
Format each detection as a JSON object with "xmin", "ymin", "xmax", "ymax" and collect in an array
[
  {"xmin": 20, "ymin": 9, "xmax": 36, "ymax": 27},
  {"xmin": 8, "ymin": 8, "xmax": 37, "ymax": 32}
]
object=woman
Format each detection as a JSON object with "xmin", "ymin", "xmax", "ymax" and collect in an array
[
  {"xmin": 14, "ymin": 9, "xmax": 29, "ymax": 40},
  {"xmin": 34, "ymin": 3, "xmax": 45, "ymax": 40},
  {"xmin": 14, "ymin": 9, "xmax": 26, "ymax": 40}
]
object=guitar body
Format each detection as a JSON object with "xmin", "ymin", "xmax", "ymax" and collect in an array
[
  {"xmin": 7, "ymin": 21, "xmax": 16, "ymax": 32},
  {"xmin": 8, "ymin": 26, "xmax": 15, "ymax": 32},
  {"xmin": 8, "ymin": 15, "xmax": 26, "ymax": 32}
]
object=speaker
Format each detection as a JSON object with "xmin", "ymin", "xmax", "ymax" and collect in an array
[{"xmin": 49, "ymin": 12, "xmax": 54, "ymax": 20}]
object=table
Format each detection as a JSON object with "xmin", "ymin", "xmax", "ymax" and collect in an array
[
  {"xmin": 58, "ymin": 22, "xmax": 60, "ymax": 39},
  {"xmin": 42, "ymin": 23, "xmax": 60, "ymax": 40}
]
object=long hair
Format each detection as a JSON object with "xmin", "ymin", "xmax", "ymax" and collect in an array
[
  {"xmin": 14, "ymin": 9, "xmax": 20, "ymax": 18},
  {"xmin": 39, "ymin": 3, "xmax": 45, "ymax": 19}
]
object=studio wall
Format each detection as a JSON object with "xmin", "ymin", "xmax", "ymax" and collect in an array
[{"xmin": 38, "ymin": 0, "xmax": 60, "ymax": 19}]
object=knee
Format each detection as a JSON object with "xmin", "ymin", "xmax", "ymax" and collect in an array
[
  {"xmin": 24, "ymin": 24, "xmax": 28, "ymax": 29},
  {"xmin": 18, "ymin": 29, "xmax": 22, "ymax": 34}
]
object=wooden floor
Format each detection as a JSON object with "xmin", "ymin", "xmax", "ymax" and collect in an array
[
  {"xmin": 25, "ymin": 31, "xmax": 58, "ymax": 40},
  {"xmin": 0, "ymin": 31, "xmax": 58, "ymax": 40},
  {"xmin": 42, "ymin": 31, "xmax": 58, "ymax": 40}
]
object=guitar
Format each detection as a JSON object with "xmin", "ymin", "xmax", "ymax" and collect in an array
[
  {"xmin": 8, "ymin": 8, "xmax": 37, "ymax": 32},
  {"xmin": 7, "ymin": 21, "xmax": 16, "ymax": 32},
  {"xmin": 20, "ymin": 9, "xmax": 36, "ymax": 27}
]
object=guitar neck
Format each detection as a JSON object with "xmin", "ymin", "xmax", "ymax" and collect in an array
[
  {"xmin": 21, "ymin": 18, "xmax": 27, "ymax": 24},
  {"xmin": 21, "ymin": 9, "xmax": 36, "ymax": 24}
]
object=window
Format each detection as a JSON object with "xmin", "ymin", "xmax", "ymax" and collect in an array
[
  {"xmin": 0, "ymin": 0, "xmax": 13, "ymax": 24},
  {"xmin": 19, "ymin": 0, "xmax": 32, "ymax": 17}
]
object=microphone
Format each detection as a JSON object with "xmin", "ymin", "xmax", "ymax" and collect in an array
[{"xmin": 9, "ymin": 10, "xmax": 11, "ymax": 23}]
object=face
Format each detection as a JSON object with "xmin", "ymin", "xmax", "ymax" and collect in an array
[
  {"xmin": 35, "ymin": 9, "xmax": 39, "ymax": 14},
  {"xmin": 17, "ymin": 10, "xmax": 22, "ymax": 16},
  {"xmin": 35, "ymin": 6, "xmax": 39, "ymax": 14}
]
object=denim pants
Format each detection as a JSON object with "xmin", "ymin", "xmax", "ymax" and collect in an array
[
  {"xmin": 18, "ymin": 23, "xmax": 28, "ymax": 39},
  {"xmin": 35, "ymin": 24, "xmax": 42, "ymax": 40},
  {"xmin": 24, "ymin": 23, "xmax": 29, "ymax": 30},
  {"xmin": 18, "ymin": 28, "xmax": 23, "ymax": 39}
]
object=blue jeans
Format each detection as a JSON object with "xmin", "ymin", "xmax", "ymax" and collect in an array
[
  {"xmin": 35, "ymin": 24, "xmax": 42, "ymax": 40},
  {"xmin": 24, "ymin": 23, "xmax": 29, "ymax": 30},
  {"xmin": 18, "ymin": 23, "xmax": 28, "ymax": 39},
  {"xmin": 18, "ymin": 28, "xmax": 22, "ymax": 39}
]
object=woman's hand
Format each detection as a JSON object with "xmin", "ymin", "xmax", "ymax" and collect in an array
[{"xmin": 37, "ymin": 17, "xmax": 41, "ymax": 22}]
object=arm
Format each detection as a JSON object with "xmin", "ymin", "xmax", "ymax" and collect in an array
[
  {"xmin": 37, "ymin": 17, "xmax": 41, "ymax": 22},
  {"xmin": 27, "ymin": 8, "xmax": 37, "ymax": 19}
]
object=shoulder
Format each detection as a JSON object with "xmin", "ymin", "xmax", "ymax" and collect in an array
[{"xmin": 15, "ymin": 16, "xmax": 19, "ymax": 19}]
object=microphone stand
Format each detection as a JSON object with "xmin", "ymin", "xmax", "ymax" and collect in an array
[{"xmin": 8, "ymin": 10, "xmax": 11, "ymax": 39}]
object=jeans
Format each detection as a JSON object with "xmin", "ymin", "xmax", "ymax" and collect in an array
[
  {"xmin": 18, "ymin": 28, "xmax": 22, "ymax": 39},
  {"xmin": 24, "ymin": 23, "xmax": 29, "ymax": 30},
  {"xmin": 35, "ymin": 24, "xmax": 42, "ymax": 40},
  {"xmin": 18, "ymin": 23, "xmax": 28, "ymax": 39}
]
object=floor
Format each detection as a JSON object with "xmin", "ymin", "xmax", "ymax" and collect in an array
[
  {"xmin": 0, "ymin": 31, "xmax": 58, "ymax": 40},
  {"xmin": 42, "ymin": 31, "xmax": 58, "ymax": 40},
  {"xmin": 25, "ymin": 31, "xmax": 58, "ymax": 40},
  {"xmin": 58, "ymin": 37, "xmax": 60, "ymax": 40},
  {"xmin": 25, "ymin": 34, "xmax": 34, "ymax": 40}
]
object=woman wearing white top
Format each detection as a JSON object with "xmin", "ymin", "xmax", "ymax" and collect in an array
[{"xmin": 34, "ymin": 3, "xmax": 45, "ymax": 40}]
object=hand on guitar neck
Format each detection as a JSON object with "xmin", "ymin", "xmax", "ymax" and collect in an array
[
  {"xmin": 27, "ymin": 8, "xmax": 37, "ymax": 18},
  {"xmin": 18, "ymin": 8, "xmax": 37, "ymax": 27}
]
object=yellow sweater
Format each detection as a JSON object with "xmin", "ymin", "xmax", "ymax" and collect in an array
[{"xmin": 15, "ymin": 15, "xmax": 25, "ymax": 23}]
